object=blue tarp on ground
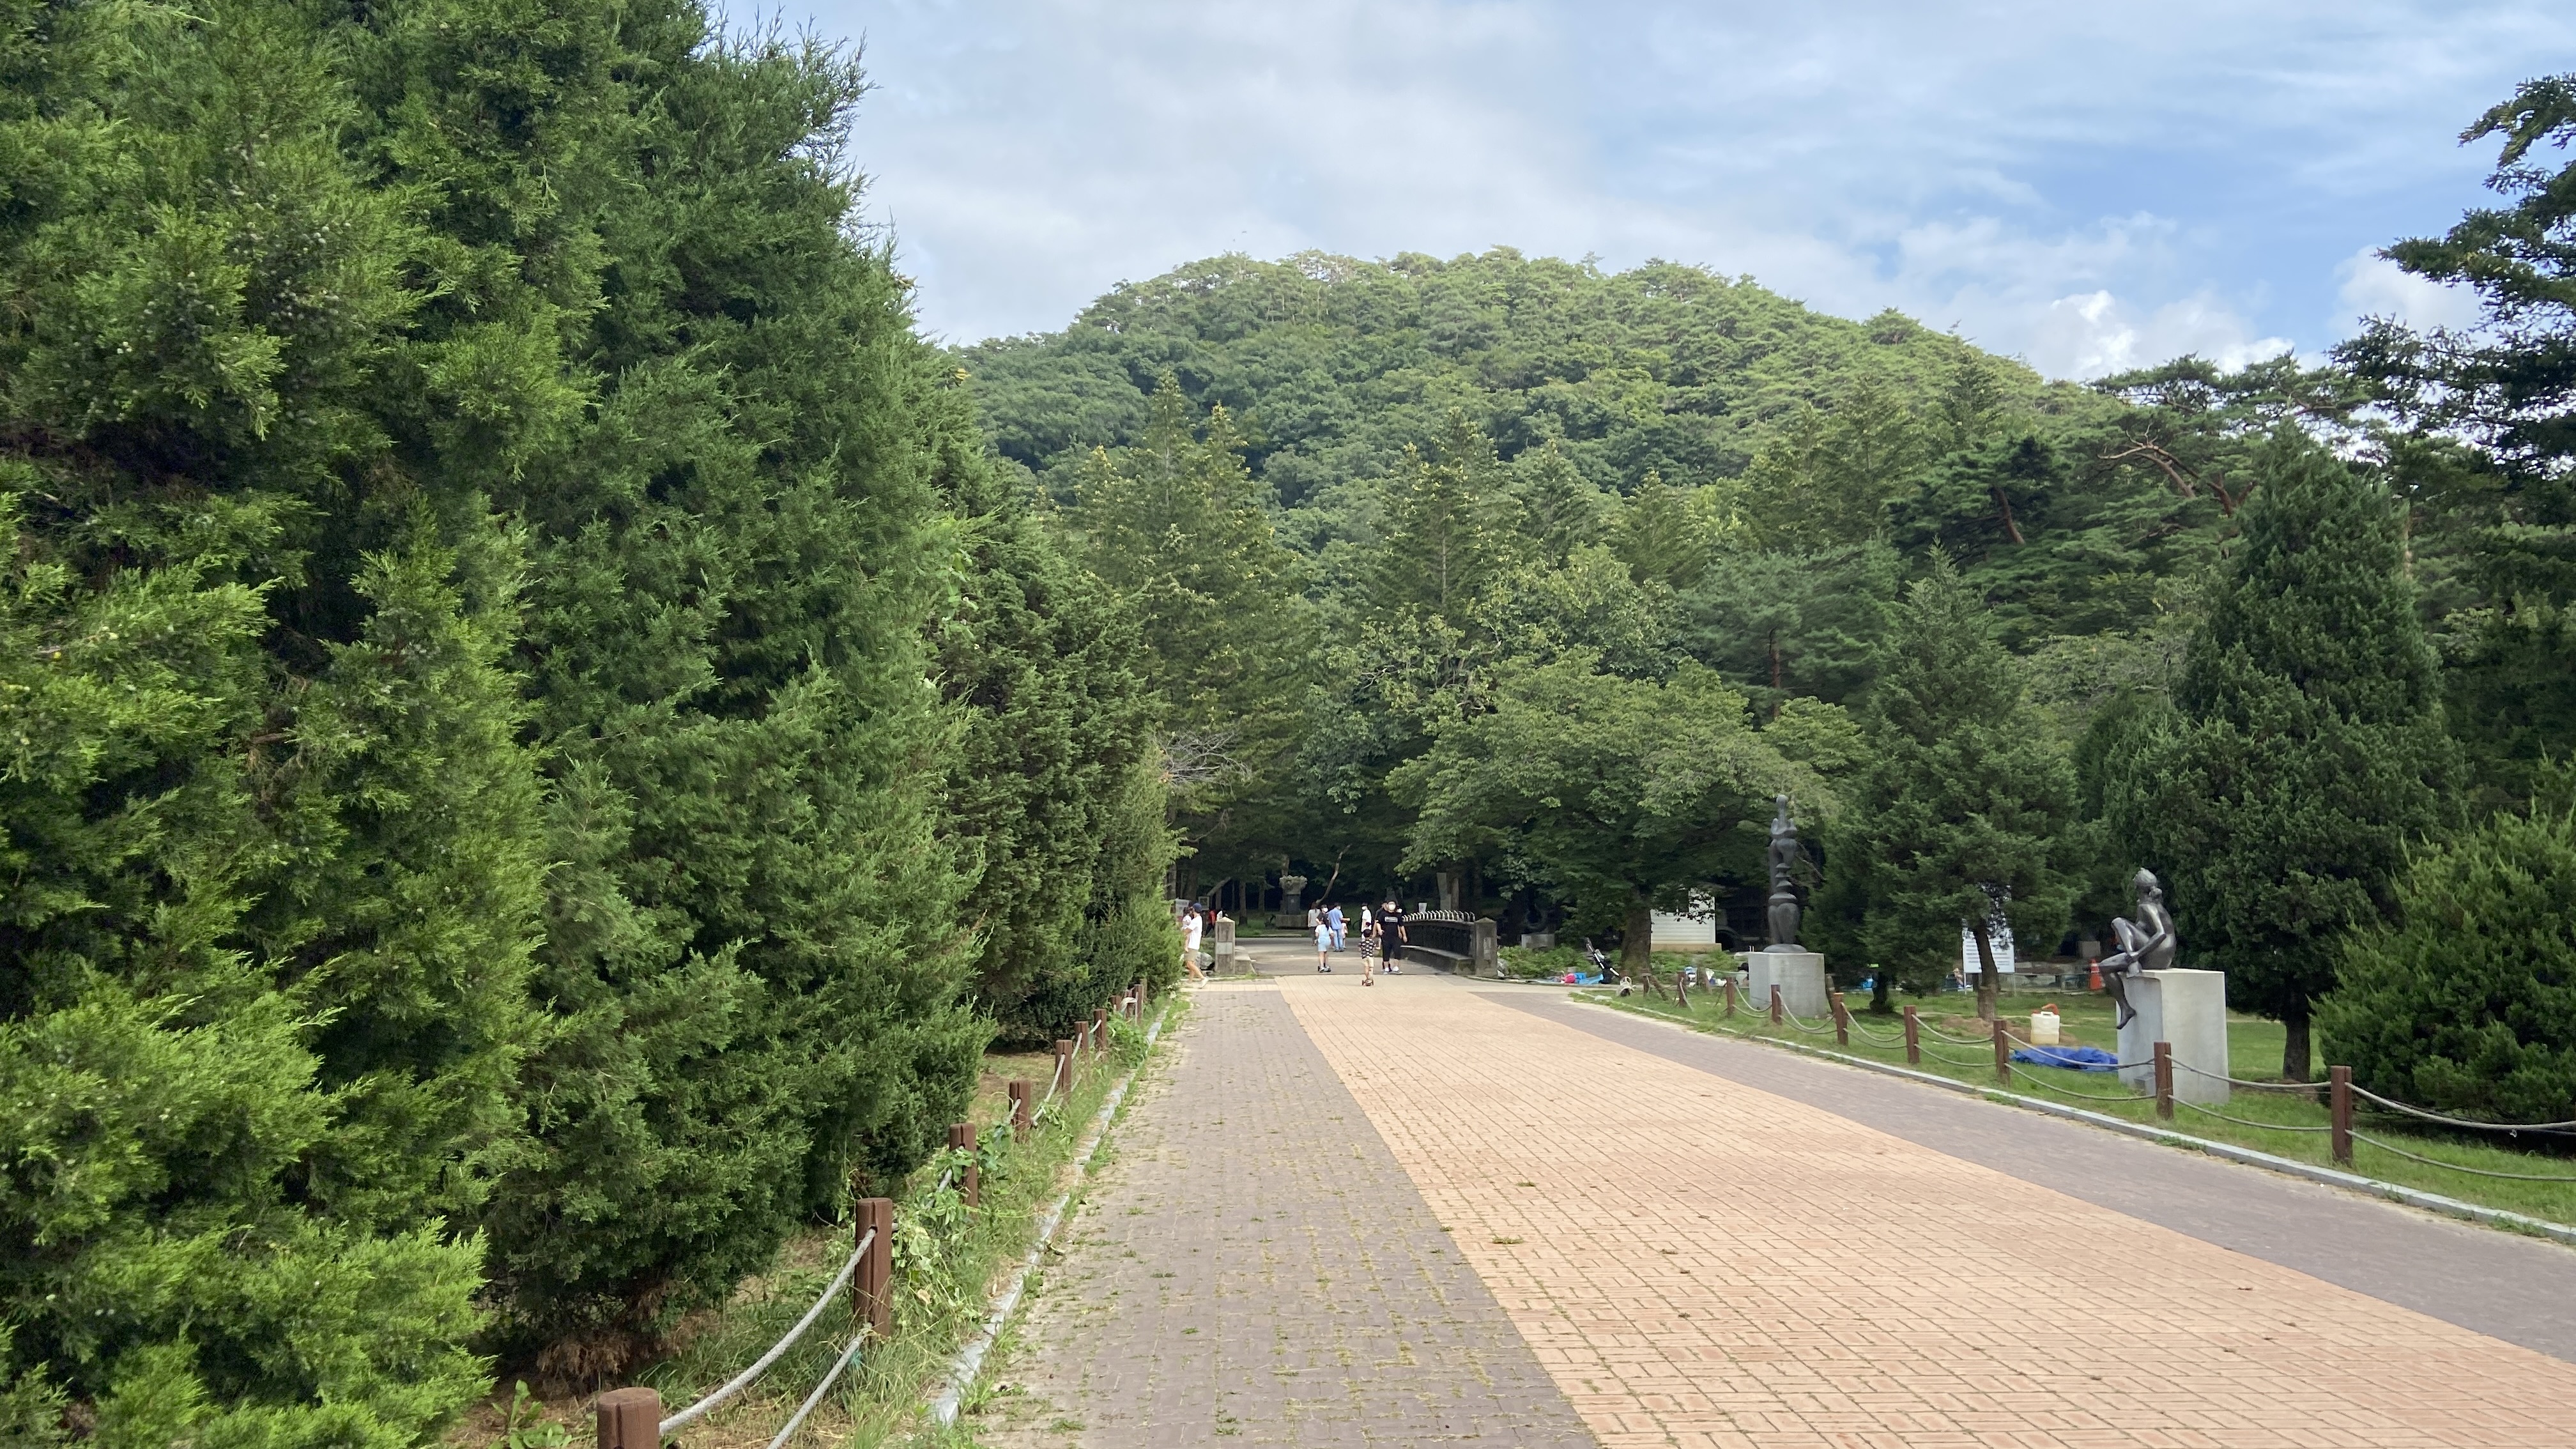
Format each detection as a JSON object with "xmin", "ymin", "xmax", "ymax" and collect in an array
[{"xmin": 2009, "ymin": 1045, "xmax": 2120, "ymax": 1072}]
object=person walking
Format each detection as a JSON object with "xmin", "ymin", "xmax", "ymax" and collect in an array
[
  {"xmin": 1358, "ymin": 907, "xmax": 1379, "ymax": 985},
  {"xmin": 1181, "ymin": 905, "xmax": 1207, "ymax": 984},
  {"xmin": 1313, "ymin": 912, "xmax": 1333, "ymax": 972},
  {"xmin": 1325, "ymin": 901, "xmax": 1347, "ymax": 953},
  {"xmin": 1379, "ymin": 896, "xmax": 1407, "ymax": 975}
]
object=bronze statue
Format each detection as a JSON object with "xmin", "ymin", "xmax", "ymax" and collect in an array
[
  {"xmin": 2098, "ymin": 868, "xmax": 2177, "ymax": 1029},
  {"xmin": 1765, "ymin": 794, "xmax": 1800, "ymax": 948}
]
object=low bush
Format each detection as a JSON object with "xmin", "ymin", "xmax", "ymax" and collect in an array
[{"xmin": 2320, "ymin": 795, "xmax": 2576, "ymax": 1126}]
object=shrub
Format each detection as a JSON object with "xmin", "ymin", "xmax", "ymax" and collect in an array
[{"xmin": 2320, "ymin": 797, "xmax": 2576, "ymax": 1126}]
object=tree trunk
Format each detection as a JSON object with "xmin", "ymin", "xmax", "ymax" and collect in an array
[
  {"xmin": 1869, "ymin": 971, "xmax": 1891, "ymax": 1016},
  {"xmin": 2281, "ymin": 1012, "xmax": 2312, "ymax": 1084},
  {"xmin": 1623, "ymin": 900, "xmax": 1654, "ymax": 979},
  {"xmin": 1990, "ymin": 485, "xmax": 2025, "ymax": 545},
  {"xmin": 1969, "ymin": 918, "xmax": 2000, "ymax": 1022}
]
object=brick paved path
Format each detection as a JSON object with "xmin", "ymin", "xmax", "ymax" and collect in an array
[
  {"xmin": 1282, "ymin": 974, "xmax": 2576, "ymax": 1448},
  {"xmin": 972, "ymin": 985, "xmax": 1598, "ymax": 1448},
  {"xmin": 1505, "ymin": 990, "xmax": 2576, "ymax": 1365}
]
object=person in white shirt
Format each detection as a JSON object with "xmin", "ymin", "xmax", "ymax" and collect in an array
[
  {"xmin": 1313, "ymin": 914, "xmax": 1333, "ymax": 972},
  {"xmin": 1181, "ymin": 906, "xmax": 1206, "ymax": 983}
]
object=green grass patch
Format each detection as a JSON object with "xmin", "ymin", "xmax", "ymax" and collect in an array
[
  {"xmin": 463, "ymin": 1000, "xmax": 1182, "ymax": 1449},
  {"xmin": 1591, "ymin": 988, "xmax": 2576, "ymax": 1229}
]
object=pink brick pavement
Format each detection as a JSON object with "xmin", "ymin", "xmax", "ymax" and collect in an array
[{"xmin": 1281, "ymin": 973, "xmax": 2576, "ymax": 1448}]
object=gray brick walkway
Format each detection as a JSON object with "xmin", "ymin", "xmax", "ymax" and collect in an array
[{"xmin": 970, "ymin": 987, "xmax": 1597, "ymax": 1448}]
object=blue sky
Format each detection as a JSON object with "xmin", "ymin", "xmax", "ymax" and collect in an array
[{"xmin": 736, "ymin": 0, "xmax": 2575, "ymax": 378}]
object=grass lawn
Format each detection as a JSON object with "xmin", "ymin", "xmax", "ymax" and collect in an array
[
  {"xmin": 456, "ymin": 1000, "xmax": 1180, "ymax": 1449},
  {"xmin": 1588, "ymin": 985, "xmax": 2576, "ymax": 1232}
]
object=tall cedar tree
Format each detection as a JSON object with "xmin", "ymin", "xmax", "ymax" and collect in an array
[
  {"xmin": 2338, "ymin": 76, "xmax": 2576, "ymax": 810},
  {"xmin": 477, "ymin": 26, "xmax": 985, "ymax": 1361},
  {"xmin": 2319, "ymin": 781, "xmax": 2576, "ymax": 1125},
  {"xmin": 928, "ymin": 381, "xmax": 1176, "ymax": 1043},
  {"xmin": 1069, "ymin": 378, "xmax": 1305, "ymax": 877},
  {"xmin": 0, "ymin": 0, "xmax": 553, "ymax": 1438},
  {"xmin": 1834, "ymin": 556, "xmax": 2078, "ymax": 1020},
  {"xmin": 2108, "ymin": 435, "xmax": 2454, "ymax": 1079}
]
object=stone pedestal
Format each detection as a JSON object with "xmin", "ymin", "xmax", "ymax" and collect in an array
[
  {"xmin": 2117, "ymin": 969, "xmax": 2228, "ymax": 1105},
  {"xmin": 1747, "ymin": 947, "xmax": 1828, "ymax": 1020},
  {"xmin": 1211, "ymin": 917, "xmax": 1237, "ymax": 974}
]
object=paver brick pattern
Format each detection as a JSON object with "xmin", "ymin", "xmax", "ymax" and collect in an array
[
  {"xmin": 1282, "ymin": 974, "xmax": 2576, "ymax": 1449},
  {"xmin": 974, "ymin": 985, "xmax": 1598, "ymax": 1447}
]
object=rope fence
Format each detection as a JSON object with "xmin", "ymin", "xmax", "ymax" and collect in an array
[
  {"xmin": 1614, "ymin": 979, "xmax": 2576, "ymax": 1210},
  {"xmin": 594, "ymin": 976, "xmax": 1168, "ymax": 1449}
]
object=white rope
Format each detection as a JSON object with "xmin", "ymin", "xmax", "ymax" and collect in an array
[
  {"xmin": 763, "ymin": 1332, "xmax": 867, "ymax": 1449},
  {"xmin": 661, "ymin": 1227, "xmax": 875, "ymax": 1434},
  {"xmin": 2348, "ymin": 1085, "xmax": 2576, "ymax": 1134},
  {"xmin": 2351, "ymin": 1131, "xmax": 2576, "ymax": 1181}
]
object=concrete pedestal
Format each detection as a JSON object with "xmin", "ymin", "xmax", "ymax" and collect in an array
[
  {"xmin": 1746, "ymin": 947, "xmax": 1828, "ymax": 1020},
  {"xmin": 2116, "ymin": 969, "xmax": 2228, "ymax": 1105}
]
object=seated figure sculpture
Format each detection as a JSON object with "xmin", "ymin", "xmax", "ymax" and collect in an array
[{"xmin": 2097, "ymin": 868, "xmax": 2177, "ymax": 1030}]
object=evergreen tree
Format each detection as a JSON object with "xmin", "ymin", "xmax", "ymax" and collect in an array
[
  {"xmin": 1834, "ymin": 556, "xmax": 2079, "ymax": 1018},
  {"xmin": 2319, "ymin": 779, "xmax": 2576, "ymax": 1125},
  {"xmin": 2107, "ymin": 435, "xmax": 2455, "ymax": 1079},
  {"xmin": 1365, "ymin": 413, "xmax": 1524, "ymax": 619},
  {"xmin": 478, "ymin": 25, "xmax": 986, "ymax": 1359},
  {"xmin": 1069, "ymin": 376, "xmax": 1307, "ymax": 818},
  {"xmin": 929, "ymin": 382, "xmax": 1174, "ymax": 1043},
  {"xmin": 2339, "ymin": 75, "xmax": 2576, "ymax": 811},
  {"xmin": 0, "ymin": 0, "xmax": 552, "ymax": 1435}
]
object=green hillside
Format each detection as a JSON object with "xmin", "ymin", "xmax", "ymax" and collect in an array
[{"xmin": 959, "ymin": 251, "xmax": 2278, "ymax": 904}]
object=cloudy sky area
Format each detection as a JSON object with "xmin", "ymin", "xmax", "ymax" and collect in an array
[{"xmin": 735, "ymin": 0, "xmax": 2575, "ymax": 379}]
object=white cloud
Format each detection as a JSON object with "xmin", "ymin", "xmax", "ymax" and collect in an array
[
  {"xmin": 2024, "ymin": 291, "xmax": 2294, "ymax": 379},
  {"xmin": 2335, "ymin": 245, "xmax": 2485, "ymax": 334}
]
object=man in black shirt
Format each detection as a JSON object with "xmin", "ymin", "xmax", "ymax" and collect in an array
[{"xmin": 1379, "ymin": 898, "xmax": 1406, "ymax": 975}]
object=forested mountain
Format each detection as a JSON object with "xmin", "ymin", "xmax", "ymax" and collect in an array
[
  {"xmin": 958, "ymin": 251, "xmax": 2278, "ymax": 919},
  {"xmin": 960, "ymin": 229, "xmax": 2557, "ymax": 1086}
]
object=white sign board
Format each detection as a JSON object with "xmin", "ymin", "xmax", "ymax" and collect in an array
[
  {"xmin": 1651, "ymin": 893, "xmax": 1719, "ymax": 948},
  {"xmin": 1960, "ymin": 921, "xmax": 2017, "ymax": 975}
]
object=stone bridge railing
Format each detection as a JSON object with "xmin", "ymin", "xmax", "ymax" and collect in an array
[{"xmin": 1402, "ymin": 911, "xmax": 1498, "ymax": 977}]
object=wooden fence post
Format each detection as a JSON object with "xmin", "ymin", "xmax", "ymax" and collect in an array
[
  {"xmin": 1093, "ymin": 1007, "xmax": 1109, "ymax": 1050},
  {"xmin": 854, "ymin": 1195, "xmax": 894, "ymax": 1337},
  {"xmin": 1054, "ymin": 1038, "xmax": 1073, "ymax": 1096},
  {"xmin": 1675, "ymin": 970, "xmax": 1689, "ymax": 1009},
  {"xmin": 1992, "ymin": 1020, "xmax": 2012, "ymax": 1084},
  {"xmin": 1768, "ymin": 983, "xmax": 1783, "ymax": 1026},
  {"xmin": 1902, "ymin": 1005, "xmax": 1920, "ymax": 1066},
  {"xmin": 2153, "ymin": 1041, "xmax": 2174, "ymax": 1121},
  {"xmin": 1723, "ymin": 978, "xmax": 1737, "ymax": 1018},
  {"xmin": 1009, "ymin": 1078, "xmax": 1031, "ymax": 1133},
  {"xmin": 1830, "ymin": 991, "xmax": 1849, "ymax": 1046},
  {"xmin": 2329, "ymin": 1065, "xmax": 2354, "ymax": 1165},
  {"xmin": 596, "ymin": 1387, "xmax": 660, "ymax": 1449},
  {"xmin": 948, "ymin": 1122, "xmax": 979, "ymax": 1206}
]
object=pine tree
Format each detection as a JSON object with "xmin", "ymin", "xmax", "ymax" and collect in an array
[
  {"xmin": 1833, "ymin": 555, "xmax": 2079, "ymax": 1018},
  {"xmin": 2108, "ymin": 434, "xmax": 2455, "ymax": 1079},
  {"xmin": 1069, "ymin": 376, "xmax": 1307, "ymax": 838}
]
